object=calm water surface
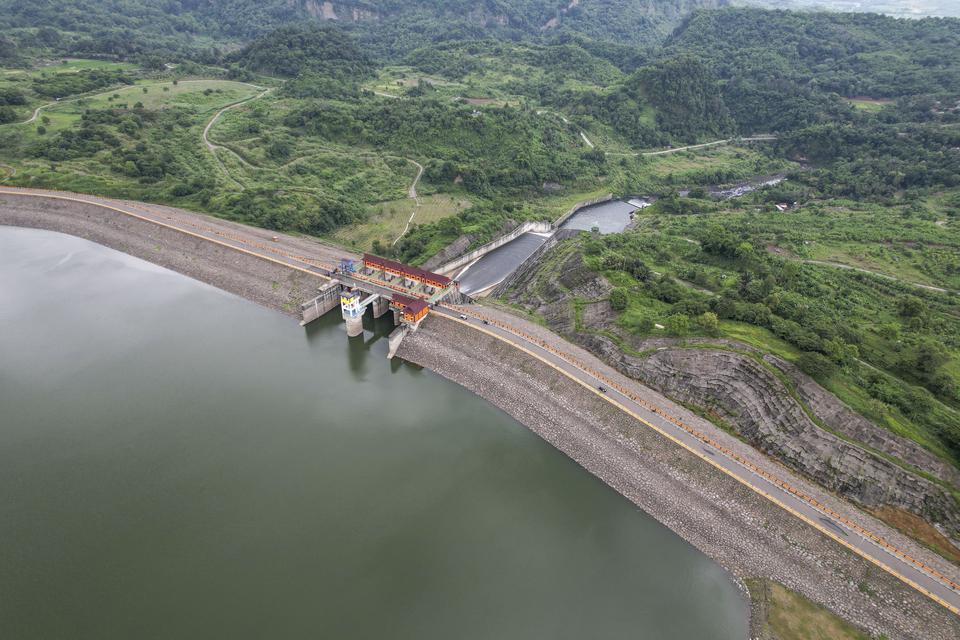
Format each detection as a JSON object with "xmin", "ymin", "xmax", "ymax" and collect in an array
[
  {"xmin": 0, "ymin": 227, "xmax": 747, "ymax": 639},
  {"xmin": 561, "ymin": 200, "xmax": 638, "ymax": 234}
]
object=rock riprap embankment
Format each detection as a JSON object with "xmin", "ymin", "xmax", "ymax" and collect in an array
[{"xmin": 396, "ymin": 317, "xmax": 960, "ymax": 640}]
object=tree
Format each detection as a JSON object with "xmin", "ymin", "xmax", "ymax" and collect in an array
[
  {"xmin": 931, "ymin": 372, "xmax": 959, "ymax": 401},
  {"xmin": 665, "ymin": 313, "xmax": 690, "ymax": 336},
  {"xmin": 609, "ymin": 288, "xmax": 628, "ymax": 311},
  {"xmin": 898, "ymin": 295, "xmax": 925, "ymax": 318},
  {"xmin": 36, "ymin": 125, "xmax": 46, "ymax": 135},
  {"xmin": 797, "ymin": 352, "xmax": 837, "ymax": 379},
  {"xmin": 695, "ymin": 311, "xmax": 719, "ymax": 336}
]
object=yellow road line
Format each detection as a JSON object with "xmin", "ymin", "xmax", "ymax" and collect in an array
[
  {"xmin": 0, "ymin": 189, "xmax": 331, "ymax": 281},
  {"xmin": 439, "ymin": 313, "xmax": 960, "ymax": 616}
]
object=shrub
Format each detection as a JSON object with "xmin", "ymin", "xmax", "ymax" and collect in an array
[
  {"xmin": 695, "ymin": 311, "xmax": 719, "ymax": 336},
  {"xmin": 665, "ymin": 313, "xmax": 690, "ymax": 336},
  {"xmin": 797, "ymin": 352, "xmax": 837, "ymax": 379},
  {"xmin": 609, "ymin": 288, "xmax": 628, "ymax": 311}
]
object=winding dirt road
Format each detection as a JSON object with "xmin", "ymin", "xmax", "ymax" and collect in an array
[
  {"xmin": 800, "ymin": 258, "xmax": 957, "ymax": 295},
  {"xmin": 201, "ymin": 85, "xmax": 272, "ymax": 189},
  {"xmin": 392, "ymin": 159, "xmax": 424, "ymax": 246}
]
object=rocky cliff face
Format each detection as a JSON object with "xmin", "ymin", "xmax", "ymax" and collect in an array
[
  {"xmin": 289, "ymin": 0, "xmax": 727, "ymax": 40},
  {"xmin": 292, "ymin": 0, "xmax": 511, "ymax": 25},
  {"xmin": 618, "ymin": 345, "xmax": 960, "ymax": 533},
  {"xmin": 505, "ymin": 242, "xmax": 960, "ymax": 536}
]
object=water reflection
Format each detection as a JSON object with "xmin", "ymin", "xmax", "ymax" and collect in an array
[{"xmin": 0, "ymin": 227, "xmax": 747, "ymax": 640}]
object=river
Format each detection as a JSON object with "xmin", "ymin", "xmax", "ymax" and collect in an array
[{"xmin": 0, "ymin": 227, "xmax": 748, "ymax": 639}]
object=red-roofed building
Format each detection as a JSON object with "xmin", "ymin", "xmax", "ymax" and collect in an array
[
  {"xmin": 390, "ymin": 294, "xmax": 430, "ymax": 323},
  {"xmin": 363, "ymin": 254, "xmax": 453, "ymax": 290}
]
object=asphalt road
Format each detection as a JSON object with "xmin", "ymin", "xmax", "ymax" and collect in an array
[{"xmin": 434, "ymin": 305, "xmax": 960, "ymax": 616}]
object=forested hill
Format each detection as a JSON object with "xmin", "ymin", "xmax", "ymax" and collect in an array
[
  {"xmin": 666, "ymin": 8, "xmax": 960, "ymax": 98},
  {"xmin": 659, "ymin": 8, "xmax": 960, "ymax": 132},
  {"xmin": 0, "ymin": 0, "xmax": 726, "ymax": 60}
]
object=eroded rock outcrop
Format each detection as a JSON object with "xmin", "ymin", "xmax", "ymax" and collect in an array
[
  {"xmin": 629, "ymin": 347, "xmax": 960, "ymax": 534},
  {"xmin": 765, "ymin": 355, "xmax": 960, "ymax": 487}
]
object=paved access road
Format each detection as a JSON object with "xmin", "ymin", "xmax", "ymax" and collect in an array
[{"xmin": 434, "ymin": 305, "xmax": 960, "ymax": 616}]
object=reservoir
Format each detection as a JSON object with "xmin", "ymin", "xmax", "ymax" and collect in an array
[
  {"xmin": 0, "ymin": 227, "xmax": 747, "ymax": 639},
  {"xmin": 560, "ymin": 199, "xmax": 639, "ymax": 234}
]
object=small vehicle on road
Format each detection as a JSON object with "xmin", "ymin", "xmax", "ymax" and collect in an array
[
  {"xmin": 482, "ymin": 319, "xmax": 489, "ymax": 325},
  {"xmin": 598, "ymin": 385, "xmax": 606, "ymax": 393},
  {"xmin": 459, "ymin": 314, "xmax": 468, "ymax": 320}
]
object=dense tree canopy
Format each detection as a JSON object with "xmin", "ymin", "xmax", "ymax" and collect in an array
[{"xmin": 231, "ymin": 25, "xmax": 373, "ymax": 79}]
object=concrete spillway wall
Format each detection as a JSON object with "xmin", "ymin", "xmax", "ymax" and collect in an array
[
  {"xmin": 434, "ymin": 220, "xmax": 553, "ymax": 277},
  {"xmin": 553, "ymin": 194, "xmax": 613, "ymax": 227},
  {"xmin": 430, "ymin": 195, "xmax": 613, "ymax": 279},
  {"xmin": 489, "ymin": 228, "xmax": 581, "ymax": 298}
]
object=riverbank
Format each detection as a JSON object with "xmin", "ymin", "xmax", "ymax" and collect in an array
[
  {"xmin": 0, "ymin": 192, "xmax": 343, "ymax": 316},
  {"xmin": 396, "ymin": 314, "xmax": 960, "ymax": 640}
]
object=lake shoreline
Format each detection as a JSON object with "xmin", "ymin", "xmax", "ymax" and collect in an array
[
  {"xmin": 0, "ymin": 191, "xmax": 336, "ymax": 318},
  {"xmin": 2, "ymin": 192, "xmax": 957, "ymax": 639}
]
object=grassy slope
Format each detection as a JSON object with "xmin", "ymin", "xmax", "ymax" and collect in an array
[
  {"xmin": 745, "ymin": 578, "xmax": 870, "ymax": 640},
  {"xmin": 331, "ymin": 193, "xmax": 472, "ymax": 251}
]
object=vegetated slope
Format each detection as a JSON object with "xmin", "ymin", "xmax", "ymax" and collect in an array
[
  {"xmin": 500, "ymin": 234, "xmax": 960, "ymax": 538},
  {"xmin": 667, "ymin": 8, "xmax": 960, "ymax": 97},
  {"xmin": 663, "ymin": 8, "xmax": 960, "ymax": 132},
  {"xmin": 229, "ymin": 25, "xmax": 374, "ymax": 79},
  {"xmin": 0, "ymin": 0, "xmax": 728, "ymax": 60},
  {"xmin": 400, "ymin": 37, "xmax": 735, "ymax": 146}
]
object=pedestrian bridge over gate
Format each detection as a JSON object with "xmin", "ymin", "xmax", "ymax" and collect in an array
[{"xmin": 300, "ymin": 253, "xmax": 462, "ymax": 353}]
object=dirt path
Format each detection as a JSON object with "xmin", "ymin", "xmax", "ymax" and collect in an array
[
  {"xmin": 392, "ymin": 159, "xmax": 424, "ymax": 246},
  {"xmin": 535, "ymin": 109, "xmax": 595, "ymax": 149},
  {"xmin": 607, "ymin": 135, "xmax": 778, "ymax": 157},
  {"xmin": 202, "ymin": 86, "xmax": 272, "ymax": 189},
  {"xmin": 13, "ymin": 83, "xmax": 142, "ymax": 126},
  {"xmin": 796, "ymin": 257, "xmax": 957, "ymax": 295}
]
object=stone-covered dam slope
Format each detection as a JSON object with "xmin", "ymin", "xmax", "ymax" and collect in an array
[{"xmin": 396, "ymin": 314, "xmax": 960, "ymax": 640}]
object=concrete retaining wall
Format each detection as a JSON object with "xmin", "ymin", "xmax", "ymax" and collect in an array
[
  {"xmin": 434, "ymin": 220, "xmax": 553, "ymax": 276},
  {"xmin": 490, "ymin": 228, "xmax": 581, "ymax": 298},
  {"xmin": 300, "ymin": 279, "xmax": 341, "ymax": 325},
  {"xmin": 387, "ymin": 325, "xmax": 409, "ymax": 359},
  {"xmin": 554, "ymin": 194, "xmax": 614, "ymax": 227}
]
